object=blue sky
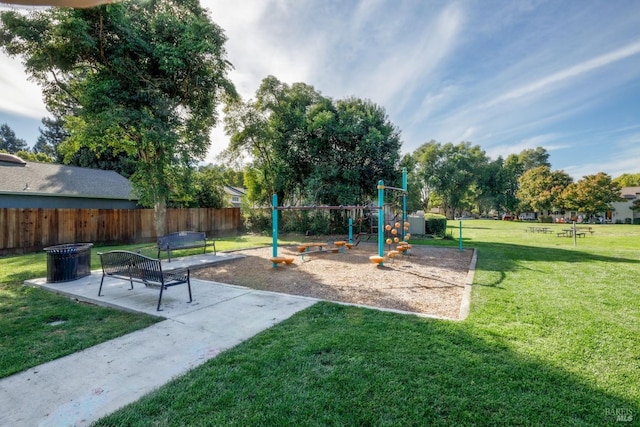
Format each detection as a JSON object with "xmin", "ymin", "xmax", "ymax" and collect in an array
[{"xmin": 1, "ymin": 0, "xmax": 639, "ymax": 180}]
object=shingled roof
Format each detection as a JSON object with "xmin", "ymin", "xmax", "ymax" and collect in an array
[
  {"xmin": 0, "ymin": 153, "xmax": 136, "ymax": 200},
  {"xmin": 620, "ymin": 186, "xmax": 640, "ymax": 200}
]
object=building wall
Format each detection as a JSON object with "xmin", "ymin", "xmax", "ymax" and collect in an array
[{"xmin": 611, "ymin": 200, "xmax": 636, "ymax": 223}]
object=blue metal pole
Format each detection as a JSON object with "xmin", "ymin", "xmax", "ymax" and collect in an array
[
  {"xmin": 402, "ymin": 167, "xmax": 407, "ymax": 240},
  {"xmin": 378, "ymin": 180, "xmax": 385, "ymax": 264},
  {"xmin": 348, "ymin": 218, "xmax": 353, "ymax": 244},
  {"xmin": 459, "ymin": 220, "xmax": 463, "ymax": 252},
  {"xmin": 272, "ymin": 194, "xmax": 278, "ymax": 267}
]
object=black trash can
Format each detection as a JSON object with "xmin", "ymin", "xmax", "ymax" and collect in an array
[{"xmin": 44, "ymin": 243, "xmax": 93, "ymax": 283}]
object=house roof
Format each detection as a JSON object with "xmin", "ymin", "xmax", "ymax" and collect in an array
[
  {"xmin": 621, "ymin": 186, "xmax": 640, "ymax": 199},
  {"xmin": 0, "ymin": 154, "xmax": 136, "ymax": 200},
  {"xmin": 224, "ymin": 186, "xmax": 247, "ymax": 197}
]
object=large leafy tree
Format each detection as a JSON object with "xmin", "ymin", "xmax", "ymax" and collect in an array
[
  {"xmin": 475, "ymin": 156, "xmax": 511, "ymax": 215},
  {"xmin": 224, "ymin": 76, "xmax": 401, "ymax": 207},
  {"xmin": 497, "ymin": 147, "xmax": 551, "ymax": 214},
  {"xmin": 518, "ymin": 147, "xmax": 551, "ymax": 171},
  {"xmin": 0, "ymin": 123, "xmax": 28, "ymax": 153},
  {"xmin": 562, "ymin": 172, "xmax": 622, "ymax": 219},
  {"xmin": 223, "ymin": 76, "xmax": 320, "ymax": 205},
  {"xmin": 1, "ymin": 0, "xmax": 236, "ymax": 235},
  {"xmin": 168, "ymin": 165, "xmax": 226, "ymax": 208},
  {"xmin": 304, "ymin": 97, "xmax": 401, "ymax": 206},
  {"xmin": 517, "ymin": 166, "xmax": 573, "ymax": 213},
  {"xmin": 613, "ymin": 173, "xmax": 640, "ymax": 187},
  {"xmin": 413, "ymin": 141, "xmax": 488, "ymax": 218},
  {"xmin": 500, "ymin": 154, "xmax": 524, "ymax": 214}
]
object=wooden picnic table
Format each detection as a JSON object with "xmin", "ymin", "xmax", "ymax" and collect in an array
[
  {"xmin": 575, "ymin": 226, "xmax": 595, "ymax": 234},
  {"xmin": 528, "ymin": 226, "xmax": 552, "ymax": 233},
  {"xmin": 560, "ymin": 229, "xmax": 587, "ymax": 238}
]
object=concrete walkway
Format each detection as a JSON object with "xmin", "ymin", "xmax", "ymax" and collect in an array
[{"xmin": 0, "ymin": 253, "xmax": 318, "ymax": 427}]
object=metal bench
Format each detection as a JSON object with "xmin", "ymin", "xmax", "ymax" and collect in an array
[
  {"xmin": 98, "ymin": 250, "xmax": 192, "ymax": 311},
  {"xmin": 157, "ymin": 231, "xmax": 213, "ymax": 262}
]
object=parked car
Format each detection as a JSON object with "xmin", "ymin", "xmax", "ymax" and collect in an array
[
  {"xmin": 502, "ymin": 213, "xmax": 515, "ymax": 220},
  {"xmin": 454, "ymin": 215, "xmax": 475, "ymax": 220}
]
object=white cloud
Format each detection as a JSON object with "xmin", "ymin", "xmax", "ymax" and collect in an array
[
  {"xmin": 455, "ymin": 127, "xmax": 475, "ymax": 142},
  {"xmin": 486, "ymin": 40, "xmax": 640, "ymax": 108},
  {"xmin": 0, "ymin": 54, "xmax": 47, "ymax": 118},
  {"xmin": 2, "ymin": 0, "xmax": 640, "ymax": 179},
  {"xmin": 347, "ymin": 3, "xmax": 464, "ymax": 112}
]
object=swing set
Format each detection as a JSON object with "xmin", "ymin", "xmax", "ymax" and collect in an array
[{"xmin": 270, "ymin": 168, "xmax": 409, "ymax": 267}]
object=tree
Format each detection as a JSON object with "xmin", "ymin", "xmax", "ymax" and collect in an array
[
  {"xmin": 192, "ymin": 166, "xmax": 226, "ymax": 208},
  {"xmin": 199, "ymin": 163, "xmax": 245, "ymax": 188},
  {"xmin": 304, "ymin": 97, "xmax": 401, "ymax": 206},
  {"xmin": 400, "ymin": 153, "xmax": 423, "ymax": 213},
  {"xmin": 1, "ymin": 0, "xmax": 236, "ymax": 236},
  {"xmin": 613, "ymin": 173, "xmax": 640, "ymax": 187},
  {"xmin": 562, "ymin": 172, "xmax": 622, "ymax": 219},
  {"xmin": 518, "ymin": 147, "xmax": 550, "ymax": 170},
  {"xmin": 499, "ymin": 154, "xmax": 524, "ymax": 214},
  {"xmin": 517, "ymin": 166, "xmax": 573, "ymax": 213},
  {"xmin": 224, "ymin": 76, "xmax": 401, "ymax": 207},
  {"xmin": 166, "ymin": 165, "xmax": 226, "ymax": 208},
  {"xmin": 413, "ymin": 141, "xmax": 488, "ymax": 218},
  {"xmin": 33, "ymin": 116, "xmax": 68, "ymax": 161},
  {"xmin": 475, "ymin": 156, "xmax": 511, "ymax": 215},
  {"xmin": 220, "ymin": 166, "xmax": 244, "ymax": 189},
  {"xmin": 0, "ymin": 123, "xmax": 28, "ymax": 153},
  {"xmin": 223, "ymin": 77, "xmax": 313, "ymax": 205},
  {"xmin": 13, "ymin": 149, "xmax": 54, "ymax": 163}
]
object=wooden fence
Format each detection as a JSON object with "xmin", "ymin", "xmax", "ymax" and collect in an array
[{"xmin": 0, "ymin": 207, "xmax": 243, "ymax": 255}]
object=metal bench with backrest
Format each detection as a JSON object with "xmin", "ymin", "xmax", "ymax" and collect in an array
[
  {"xmin": 157, "ymin": 231, "xmax": 214, "ymax": 262},
  {"xmin": 98, "ymin": 250, "xmax": 192, "ymax": 311}
]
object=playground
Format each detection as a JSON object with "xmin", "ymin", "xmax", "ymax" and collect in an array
[
  {"xmin": 194, "ymin": 170, "xmax": 474, "ymax": 319},
  {"xmin": 192, "ymin": 242, "xmax": 474, "ymax": 319}
]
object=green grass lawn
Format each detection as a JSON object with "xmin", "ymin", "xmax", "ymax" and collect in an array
[
  {"xmin": 89, "ymin": 221, "xmax": 639, "ymax": 426},
  {"xmin": 2, "ymin": 225, "xmax": 639, "ymax": 425}
]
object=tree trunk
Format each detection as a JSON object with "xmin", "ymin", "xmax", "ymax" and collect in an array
[{"xmin": 154, "ymin": 198, "xmax": 167, "ymax": 237}]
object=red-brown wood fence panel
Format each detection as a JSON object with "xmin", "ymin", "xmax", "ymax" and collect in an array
[{"xmin": 0, "ymin": 208, "xmax": 242, "ymax": 255}]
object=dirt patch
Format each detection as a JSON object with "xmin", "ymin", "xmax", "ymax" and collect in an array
[{"xmin": 193, "ymin": 242, "xmax": 474, "ymax": 319}]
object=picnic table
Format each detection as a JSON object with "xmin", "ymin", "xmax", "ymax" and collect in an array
[
  {"xmin": 558, "ymin": 229, "xmax": 586, "ymax": 238},
  {"xmin": 527, "ymin": 226, "xmax": 552, "ymax": 234},
  {"xmin": 575, "ymin": 226, "xmax": 595, "ymax": 235}
]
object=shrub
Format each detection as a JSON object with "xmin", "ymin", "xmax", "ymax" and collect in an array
[
  {"xmin": 242, "ymin": 208, "xmax": 271, "ymax": 234},
  {"xmin": 425, "ymin": 213, "xmax": 447, "ymax": 236},
  {"xmin": 281, "ymin": 210, "xmax": 332, "ymax": 235},
  {"xmin": 273, "ymin": 210, "xmax": 349, "ymax": 236}
]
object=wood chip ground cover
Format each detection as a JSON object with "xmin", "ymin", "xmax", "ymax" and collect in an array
[{"xmin": 193, "ymin": 243, "xmax": 473, "ymax": 319}]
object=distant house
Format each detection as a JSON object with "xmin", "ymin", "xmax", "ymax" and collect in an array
[
  {"xmin": 223, "ymin": 186, "xmax": 246, "ymax": 208},
  {"xmin": 610, "ymin": 186, "xmax": 640, "ymax": 224},
  {"xmin": 0, "ymin": 153, "xmax": 138, "ymax": 209}
]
